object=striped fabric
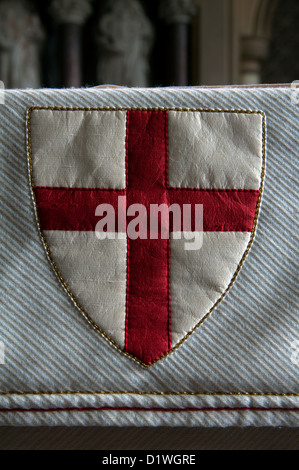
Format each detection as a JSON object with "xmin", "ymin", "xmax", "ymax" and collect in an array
[{"xmin": 0, "ymin": 85, "xmax": 298, "ymax": 426}]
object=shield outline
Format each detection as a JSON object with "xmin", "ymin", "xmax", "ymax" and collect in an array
[{"xmin": 26, "ymin": 106, "xmax": 266, "ymax": 367}]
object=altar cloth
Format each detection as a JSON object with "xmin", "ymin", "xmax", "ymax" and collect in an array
[{"xmin": 0, "ymin": 85, "xmax": 298, "ymax": 426}]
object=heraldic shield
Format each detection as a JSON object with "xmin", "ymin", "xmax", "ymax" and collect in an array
[{"xmin": 27, "ymin": 107, "xmax": 265, "ymax": 366}]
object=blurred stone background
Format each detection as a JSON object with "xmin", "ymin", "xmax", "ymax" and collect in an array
[{"xmin": 0, "ymin": 0, "xmax": 298, "ymax": 89}]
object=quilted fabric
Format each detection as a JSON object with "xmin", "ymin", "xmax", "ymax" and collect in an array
[
  {"xmin": 0, "ymin": 85, "xmax": 298, "ymax": 426},
  {"xmin": 29, "ymin": 107, "xmax": 262, "ymax": 365}
]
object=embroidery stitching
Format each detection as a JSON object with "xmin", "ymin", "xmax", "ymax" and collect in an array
[
  {"xmin": 167, "ymin": 237, "xmax": 171, "ymax": 350},
  {"xmin": 33, "ymin": 186, "xmax": 259, "ymax": 192}
]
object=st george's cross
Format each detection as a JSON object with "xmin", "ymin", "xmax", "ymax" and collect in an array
[{"xmin": 28, "ymin": 108, "xmax": 264, "ymax": 366}]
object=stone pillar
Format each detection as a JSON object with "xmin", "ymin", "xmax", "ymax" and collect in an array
[
  {"xmin": 0, "ymin": 0, "xmax": 45, "ymax": 89},
  {"xmin": 159, "ymin": 0, "xmax": 197, "ymax": 86},
  {"xmin": 50, "ymin": 0, "xmax": 92, "ymax": 87},
  {"xmin": 95, "ymin": 0, "xmax": 154, "ymax": 87},
  {"xmin": 240, "ymin": 36, "xmax": 269, "ymax": 85}
]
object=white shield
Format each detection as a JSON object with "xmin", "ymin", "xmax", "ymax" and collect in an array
[{"xmin": 27, "ymin": 107, "xmax": 265, "ymax": 366}]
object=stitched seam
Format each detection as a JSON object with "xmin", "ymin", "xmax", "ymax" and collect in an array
[
  {"xmin": 125, "ymin": 110, "xmax": 129, "ymax": 189},
  {"xmin": 124, "ymin": 110, "xmax": 130, "ymax": 352},
  {"xmin": 33, "ymin": 186, "xmax": 259, "ymax": 193},
  {"xmin": 34, "ymin": 187, "xmax": 125, "ymax": 191},
  {"xmin": 1, "ymin": 391, "xmax": 298, "ymax": 397},
  {"xmin": 25, "ymin": 106, "xmax": 267, "ymax": 371},
  {"xmin": 168, "ymin": 188, "xmax": 259, "ymax": 192},
  {"xmin": 167, "ymin": 238, "xmax": 171, "ymax": 350},
  {"xmin": 0, "ymin": 407, "xmax": 297, "ymax": 414},
  {"xmin": 165, "ymin": 110, "xmax": 169, "ymax": 189},
  {"xmin": 165, "ymin": 110, "xmax": 171, "ymax": 350},
  {"xmin": 27, "ymin": 106, "xmax": 265, "ymax": 114},
  {"xmin": 125, "ymin": 237, "xmax": 130, "ymax": 352}
]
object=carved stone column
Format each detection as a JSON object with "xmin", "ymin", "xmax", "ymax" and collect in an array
[
  {"xmin": 159, "ymin": 0, "xmax": 197, "ymax": 85},
  {"xmin": 94, "ymin": 0, "xmax": 154, "ymax": 87},
  {"xmin": 50, "ymin": 0, "xmax": 92, "ymax": 87}
]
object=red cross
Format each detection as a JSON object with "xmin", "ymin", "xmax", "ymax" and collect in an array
[{"xmin": 34, "ymin": 110, "xmax": 259, "ymax": 365}]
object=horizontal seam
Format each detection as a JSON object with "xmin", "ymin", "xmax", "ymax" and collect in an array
[
  {"xmin": 0, "ymin": 407, "xmax": 298, "ymax": 414},
  {"xmin": 28, "ymin": 106, "xmax": 265, "ymax": 115},
  {"xmin": 0, "ymin": 391, "xmax": 298, "ymax": 397},
  {"xmin": 38, "ymin": 228, "xmax": 253, "ymax": 232},
  {"xmin": 34, "ymin": 186, "xmax": 125, "ymax": 191},
  {"xmin": 33, "ymin": 186, "xmax": 260, "ymax": 193}
]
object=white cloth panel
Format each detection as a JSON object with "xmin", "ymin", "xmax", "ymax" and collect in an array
[
  {"xmin": 170, "ymin": 232, "xmax": 251, "ymax": 346},
  {"xmin": 168, "ymin": 110, "xmax": 263, "ymax": 189},
  {"xmin": 1, "ymin": 86, "xmax": 298, "ymax": 428},
  {"xmin": 44, "ymin": 231, "xmax": 127, "ymax": 347},
  {"xmin": 30, "ymin": 109, "xmax": 127, "ymax": 188}
]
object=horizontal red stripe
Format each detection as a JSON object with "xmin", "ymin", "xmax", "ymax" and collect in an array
[
  {"xmin": 168, "ymin": 189, "xmax": 259, "ymax": 232},
  {"xmin": 0, "ymin": 407, "xmax": 297, "ymax": 413},
  {"xmin": 34, "ymin": 187, "xmax": 259, "ymax": 232},
  {"xmin": 34, "ymin": 187, "xmax": 125, "ymax": 232}
]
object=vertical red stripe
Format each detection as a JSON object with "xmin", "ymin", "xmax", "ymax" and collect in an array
[{"xmin": 125, "ymin": 110, "xmax": 170, "ymax": 364}]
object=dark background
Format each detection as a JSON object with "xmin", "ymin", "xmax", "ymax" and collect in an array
[{"xmin": 1, "ymin": 0, "xmax": 299, "ymax": 89}]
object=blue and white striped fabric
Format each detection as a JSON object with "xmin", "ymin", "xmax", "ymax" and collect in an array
[{"xmin": 0, "ymin": 85, "xmax": 298, "ymax": 426}]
